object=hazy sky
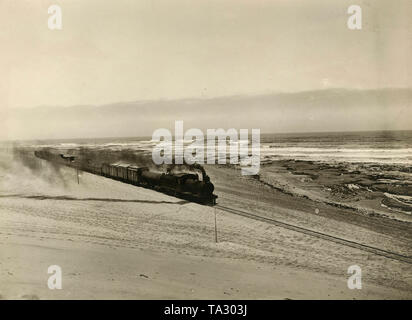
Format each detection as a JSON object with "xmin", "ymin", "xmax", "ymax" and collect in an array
[{"xmin": 1, "ymin": 0, "xmax": 411, "ymax": 109}]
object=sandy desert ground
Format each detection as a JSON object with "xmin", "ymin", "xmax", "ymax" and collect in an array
[{"xmin": 0, "ymin": 149, "xmax": 411, "ymax": 299}]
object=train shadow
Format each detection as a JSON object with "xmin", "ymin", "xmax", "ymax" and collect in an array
[{"xmin": 0, "ymin": 194, "xmax": 190, "ymax": 205}]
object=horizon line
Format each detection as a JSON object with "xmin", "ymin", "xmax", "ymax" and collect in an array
[
  {"xmin": 3, "ymin": 128, "xmax": 412, "ymax": 143},
  {"xmin": 9, "ymin": 86, "xmax": 412, "ymax": 110}
]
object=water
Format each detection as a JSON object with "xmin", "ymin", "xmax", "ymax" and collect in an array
[
  {"xmin": 4, "ymin": 130, "xmax": 412, "ymax": 216},
  {"xmin": 13, "ymin": 130, "xmax": 412, "ymax": 167},
  {"xmin": 259, "ymin": 130, "xmax": 412, "ymax": 165}
]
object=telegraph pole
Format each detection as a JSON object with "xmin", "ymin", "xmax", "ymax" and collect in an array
[{"xmin": 214, "ymin": 207, "xmax": 218, "ymax": 243}]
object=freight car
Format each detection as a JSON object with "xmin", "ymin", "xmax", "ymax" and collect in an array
[
  {"xmin": 34, "ymin": 150, "xmax": 217, "ymax": 205},
  {"xmin": 101, "ymin": 162, "xmax": 217, "ymax": 205}
]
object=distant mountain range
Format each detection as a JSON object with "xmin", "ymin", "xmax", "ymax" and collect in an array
[{"xmin": 2, "ymin": 88, "xmax": 412, "ymax": 140}]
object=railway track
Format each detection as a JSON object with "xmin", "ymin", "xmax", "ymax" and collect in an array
[{"xmin": 215, "ymin": 204, "xmax": 412, "ymax": 265}]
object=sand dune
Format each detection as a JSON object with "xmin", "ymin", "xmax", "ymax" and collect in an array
[{"xmin": 0, "ymin": 150, "xmax": 411, "ymax": 299}]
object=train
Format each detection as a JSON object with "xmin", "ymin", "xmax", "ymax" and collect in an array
[{"xmin": 34, "ymin": 149, "xmax": 218, "ymax": 205}]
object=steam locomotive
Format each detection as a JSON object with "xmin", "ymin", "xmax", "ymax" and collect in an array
[{"xmin": 34, "ymin": 150, "xmax": 217, "ymax": 205}]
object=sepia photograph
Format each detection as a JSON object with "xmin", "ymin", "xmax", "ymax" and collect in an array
[{"xmin": 0, "ymin": 0, "xmax": 411, "ymax": 305}]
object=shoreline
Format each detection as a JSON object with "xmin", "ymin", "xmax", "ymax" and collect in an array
[
  {"xmin": 256, "ymin": 160, "xmax": 412, "ymax": 222},
  {"xmin": 1, "ymin": 150, "xmax": 411, "ymax": 299}
]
